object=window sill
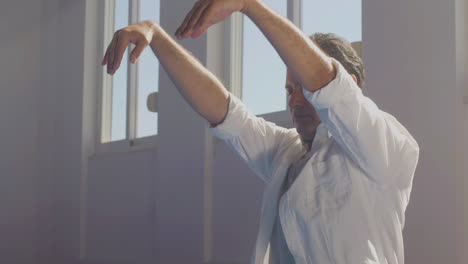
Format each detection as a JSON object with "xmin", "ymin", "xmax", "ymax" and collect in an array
[
  {"xmin": 257, "ymin": 109, "xmax": 293, "ymax": 128},
  {"xmin": 90, "ymin": 134, "xmax": 158, "ymax": 160}
]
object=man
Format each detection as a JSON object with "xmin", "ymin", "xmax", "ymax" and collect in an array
[{"xmin": 102, "ymin": 0, "xmax": 419, "ymax": 263}]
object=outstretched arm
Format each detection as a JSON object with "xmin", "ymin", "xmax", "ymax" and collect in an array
[
  {"xmin": 102, "ymin": 20, "xmax": 229, "ymax": 126},
  {"xmin": 101, "ymin": 20, "xmax": 295, "ymax": 182},
  {"xmin": 175, "ymin": 0, "xmax": 336, "ymax": 92}
]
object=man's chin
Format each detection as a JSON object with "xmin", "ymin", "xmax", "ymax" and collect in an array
[{"xmin": 296, "ymin": 125, "xmax": 317, "ymax": 139}]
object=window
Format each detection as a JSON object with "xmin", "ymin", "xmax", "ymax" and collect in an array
[
  {"xmin": 242, "ymin": 0, "xmax": 287, "ymax": 115},
  {"xmin": 302, "ymin": 0, "xmax": 362, "ymax": 43},
  {"xmin": 233, "ymin": 0, "xmax": 362, "ymax": 121},
  {"xmin": 99, "ymin": 0, "xmax": 160, "ymax": 152}
]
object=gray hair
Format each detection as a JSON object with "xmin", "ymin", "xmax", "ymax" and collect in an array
[{"xmin": 310, "ymin": 33, "xmax": 365, "ymax": 88}]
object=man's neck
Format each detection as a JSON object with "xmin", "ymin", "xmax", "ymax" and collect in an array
[{"xmin": 300, "ymin": 131, "xmax": 316, "ymax": 153}]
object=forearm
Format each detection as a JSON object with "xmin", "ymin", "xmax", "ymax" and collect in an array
[
  {"xmin": 149, "ymin": 23, "xmax": 229, "ymax": 125},
  {"xmin": 242, "ymin": 0, "xmax": 336, "ymax": 92}
]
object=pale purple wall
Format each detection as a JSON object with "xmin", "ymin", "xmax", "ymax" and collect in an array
[
  {"xmin": 0, "ymin": 0, "xmax": 45, "ymax": 263},
  {"xmin": 363, "ymin": 0, "xmax": 464, "ymax": 263},
  {"xmin": 0, "ymin": 0, "xmax": 466, "ymax": 263}
]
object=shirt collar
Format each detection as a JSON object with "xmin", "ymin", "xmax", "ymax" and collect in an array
[
  {"xmin": 301, "ymin": 122, "xmax": 332, "ymax": 156},
  {"xmin": 315, "ymin": 122, "xmax": 332, "ymax": 142}
]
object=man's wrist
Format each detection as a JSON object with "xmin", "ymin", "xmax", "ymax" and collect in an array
[
  {"xmin": 149, "ymin": 21, "xmax": 162, "ymax": 45},
  {"xmin": 240, "ymin": 0, "xmax": 261, "ymax": 17}
]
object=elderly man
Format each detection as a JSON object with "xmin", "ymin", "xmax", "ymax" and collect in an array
[{"xmin": 102, "ymin": 0, "xmax": 419, "ymax": 263}]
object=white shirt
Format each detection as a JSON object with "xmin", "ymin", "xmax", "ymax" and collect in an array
[
  {"xmin": 269, "ymin": 147, "xmax": 315, "ymax": 264},
  {"xmin": 209, "ymin": 58, "xmax": 420, "ymax": 264}
]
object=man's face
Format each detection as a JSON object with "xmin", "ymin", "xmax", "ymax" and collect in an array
[{"xmin": 285, "ymin": 70, "xmax": 321, "ymax": 142}]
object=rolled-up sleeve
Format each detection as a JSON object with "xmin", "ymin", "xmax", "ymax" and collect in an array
[
  {"xmin": 209, "ymin": 94, "xmax": 296, "ymax": 183},
  {"xmin": 303, "ymin": 58, "xmax": 419, "ymax": 187}
]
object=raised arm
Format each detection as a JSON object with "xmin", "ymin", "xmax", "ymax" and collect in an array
[
  {"xmin": 102, "ymin": 20, "xmax": 229, "ymax": 126},
  {"xmin": 101, "ymin": 20, "xmax": 296, "ymax": 182},
  {"xmin": 175, "ymin": 0, "xmax": 336, "ymax": 92},
  {"xmin": 176, "ymin": 1, "xmax": 420, "ymax": 186}
]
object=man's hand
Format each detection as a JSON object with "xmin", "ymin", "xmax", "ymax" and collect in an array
[
  {"xmin": 175, "ymin": 0, "xmax": 252, "ymax": 40},
  {"xmin": 102, "ymin": 17, "xmax": 229, "ymax": 125},
  {"xmin": 101, "ymin": 20, "xmax": 158, "ymax": 75}
]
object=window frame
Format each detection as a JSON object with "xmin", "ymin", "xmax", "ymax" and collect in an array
[
  {"xmin": 231, "ymin": 0, "xmax": 363, "ymax": 127},
  {"xmin": 228, "ymin": 0, "xmax": 301, "ymax": 128},
  {"xmin": 95, "ymin": 0, "xmax": 159, "ymax": 156}
]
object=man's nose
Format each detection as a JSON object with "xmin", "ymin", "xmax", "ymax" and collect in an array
[{"xmin": 289, "ymin": 87, "xmax": 307, "ymax": 108}]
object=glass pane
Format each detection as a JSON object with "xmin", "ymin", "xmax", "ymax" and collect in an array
[
  {"xmin": 242, "ymin": 0, "xmax": 287, "ymax": 115},
  {"xmin": 111, "ymin": 0, "xmax": 129, "ymax": 141},
  {"xmin": 137, "ymin": 0, "xmax": 160, "ymax": 138},
  {"xmin": 302, "ymin": 0, "xmax": 362, "ymax": 43}
]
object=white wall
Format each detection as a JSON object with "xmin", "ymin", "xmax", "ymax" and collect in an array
[{"xmin": 1, "ymin": 0, "xmax": 466, "ymax": 263}]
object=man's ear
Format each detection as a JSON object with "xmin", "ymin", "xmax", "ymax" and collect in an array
[{"xmin": 350, "ymin": 74, "xmax": 358, "ymax": 84}]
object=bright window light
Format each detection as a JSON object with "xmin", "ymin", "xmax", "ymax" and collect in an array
[
  {"xmin": 137, "ymin": 0, "xmax": 160, "ymax": 138},
  {"xmin": 302, "ymin": 0, "xmax": 362, "ymax": 43},
  {"xmin": 242, "ymin": 0, "xmax": 287, "ymax": 115},
  {"xmin": 111, "ymin": 0, "xmax": 129, "ymax": 141}
]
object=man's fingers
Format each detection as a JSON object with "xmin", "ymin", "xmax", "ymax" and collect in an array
[
  {"xmin": 111, "ymin": 31, "xmax": 130, "ymax": 74},
  {"xmin": 108, "ymin": 31, "xmax": 121, "ymax": 73},
  {"xmin": 102, "ymin": 41, "xmax": 113, "ymax": 66},
  {"xmin": 129, "ymin": 41, "xmax": 147, "ymax": 64},
  {"xmin": 192, "ymin": 7, "xmax": 213, "ymax": 38},
  {"xmin": 176, "ymin": 1, "xmax": 202, "ymax": 39},
  {"xmin": 192, "ymin": 23, "xmax": 210, "ymax": 39},
  {"xmin": 101, "ymin": 49, "xmax": 109, "ymax": 65},
  {"xmin": 184, "ymin": 2, "xmax": 210, "ymax": 38},
  {"xmin": 101, "ymin": 55, "xmax": 107, "ymax": 66},
  {"xmin": 176, "ymin": 2, "xmax": 201, "ymax": 37}
]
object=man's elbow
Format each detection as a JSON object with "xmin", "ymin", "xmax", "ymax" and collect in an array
[{"xmin": 305, "ymin": 59, "xmax": 337, "ymax": 92}]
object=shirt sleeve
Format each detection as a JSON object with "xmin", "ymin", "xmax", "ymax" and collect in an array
[
  {"xmin": 209, "ymin": 94, "xmax": 297, "ymax": 183},
  {"xmin": 303, "ymin": 58, "xmax": 420, "ymax": 187}
]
